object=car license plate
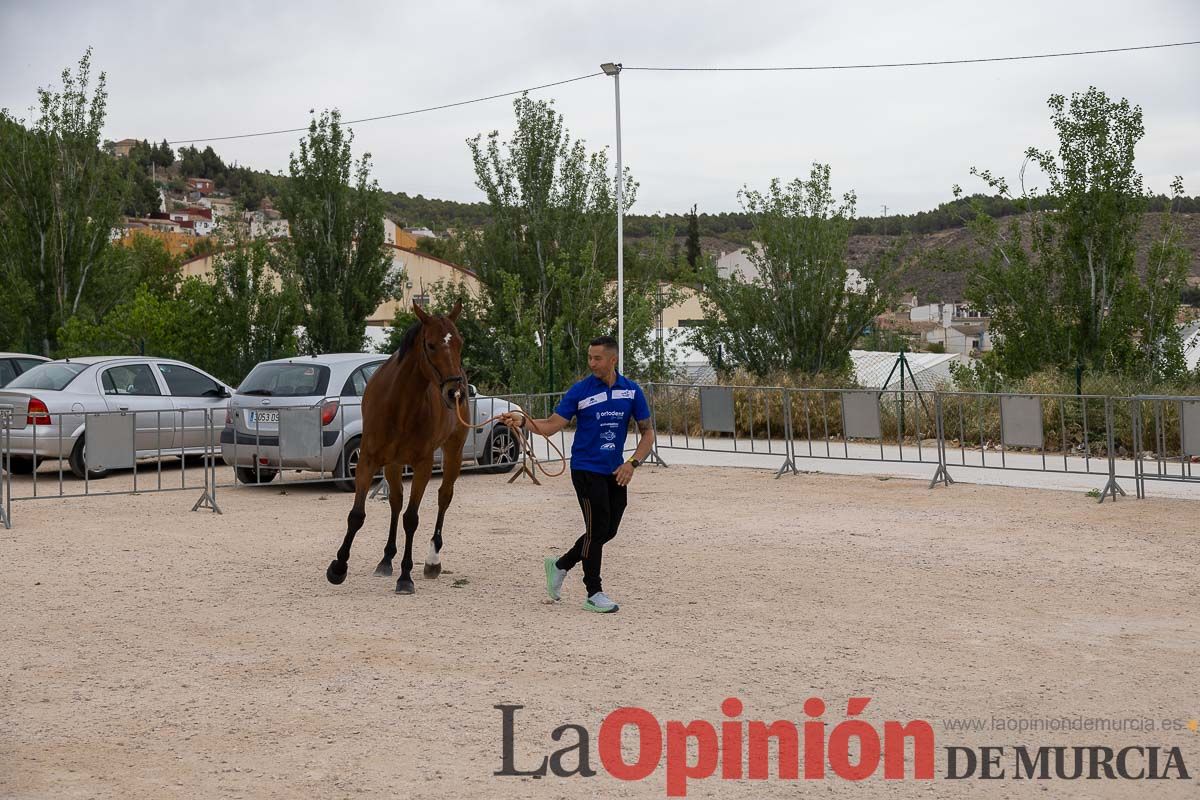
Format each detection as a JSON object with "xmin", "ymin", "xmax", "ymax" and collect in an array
[{"xmin": 247, "ymin": 410, "xmax": 280, "ymax": 425}]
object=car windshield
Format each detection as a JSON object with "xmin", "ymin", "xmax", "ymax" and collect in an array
[
  {"xmin": 6, "ymin": 362, "xmax": 87, "ymax": 391},
  {"xmin": 238, "ymin": 363, "xmax": 330, "ymax": 397}
]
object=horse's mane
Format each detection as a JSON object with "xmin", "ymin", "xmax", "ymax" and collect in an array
[{"xmin": 393, "ymin": 320, "xmax": 423, "ymax": 362}]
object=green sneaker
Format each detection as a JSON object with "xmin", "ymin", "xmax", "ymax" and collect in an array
[
  {"xmin": 544, "ymin": 557, "xmax": 567, "ymax": 601},
  {"xmin": 583, "ymin": 591, "xmax": 619, "ymax": 613}
]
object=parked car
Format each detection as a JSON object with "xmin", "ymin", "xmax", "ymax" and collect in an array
[
  {"xmin": 0, "ymin": 353, "xmax": 50, "ymax": 387},
  {"xmin": 220, "ymin": 353, "xmax": 522, "ymax": 490},
  {"xmin": 0, "ymin": 356, "xmax": 233, "ymax": 478}
]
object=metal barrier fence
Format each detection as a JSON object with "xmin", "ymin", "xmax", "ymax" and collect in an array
[
  {"xmin": 1, "ymin": 405, "xmax": 221, "ymax": 529},
  {"xmin": 3, "ymin": 386, "xmax": 1196, "ymax": 527},
  {"xmin": 0, "ymin": 391, "xmax": 571, "ymax": 529},
  {"xmin": 645, "ymin": 383, "xmax": 1200, "ymax": 500}
]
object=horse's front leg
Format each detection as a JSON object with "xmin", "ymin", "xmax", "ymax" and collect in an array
[
  {"xmin": 396, "ymin": 458, "xmax": 433, "ymax": 595},
  {"xmin": 424, "ymin": 430, "xmax": 467, "ymax": 579}
]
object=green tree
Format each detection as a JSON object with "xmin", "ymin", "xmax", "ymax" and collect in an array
[
  {"xmin": 685, "ymin": 203, "xmax": 701, "ymax": 269},
  {"xmin": 178, "ymin": 145, "xmax": 204, "ymax": 177},
  {"xmin": 960, "ymin": 88, "xmax": 1191, "ymax": 380},
  {"xmin": 278, "ymin": 109, "xmax": 393, "ymax": 354},
  {"xmin": 128, "ymin": 138, "xmax": 154, "ymax": 170},
  {"xmin": 0, "ymin": 48, "xmax": 125, "ymax": 355},
  {"xmin": 153, "ymin": 139, "xmax": 174, "ymax": 168},
  {"xmin": 84, "ymin": 234, "xmax": 182, "ymax": 324},
  {"xmin": 379, "ymin": 281, "xmax": 504, "ymax": 390},
  {"xmin": 414, "ymin": 233, "xmax": 468, "ymax": 265},
  {"xmin": 688, "ymin": 164, "xmax": 902, "ymax": 379},
  {"xmin": 204, "ymin": 238, "xmax": 302, "ymax": 383},
  {"xmin": 120, "ymin": 156, "xmax": 161, "ymax": 217},
  {"xmin": 466, "ymin": 93, "xmax": 642, "ymax": 391},
  {"xmin": 57, "ymin": 281, "xmax": 212, "ymax": 361}
]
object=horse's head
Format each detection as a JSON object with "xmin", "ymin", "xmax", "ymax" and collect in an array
[{"xmin": 412, "ymin": 299, "xmax": 466, "ymax": 409}]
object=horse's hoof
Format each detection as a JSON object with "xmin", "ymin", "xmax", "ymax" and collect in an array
[
  {"xmin": 395, "ymin": 577, "xmax": 416, "ymax": 595},
  {"xmin": 326, "ymin": 560, "xmax": 348, "ymax": 585},
  {"xmin": 373, "ymin": 560, "xmax": 393, "ymax": 577},
  {"xmin": 423, "ymin": 562, "xmax": 442, "ymax": 579}
]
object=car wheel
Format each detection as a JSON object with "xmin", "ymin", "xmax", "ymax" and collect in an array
[
  {"xmin": 481, "ymin": 425, "xmax": 520, "ymax": 474},
  {"xmin": 6, "ymin": 455, "xmax": 39, "ymax": 475},
  {"xmin": 334, "ymin": 436, "xmax": 361, "ymax": 492},
  {"xmin": 68, "ymin": 436, "xmax": 110, "ymax": 480},
  {"xmin": 235, "ymin": 466, "xmax": 278, "ymax": 485}
]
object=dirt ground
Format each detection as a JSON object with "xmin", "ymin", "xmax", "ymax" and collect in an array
[{"xmin": 1, "ymin": 462, "xmax": 1198, "ymax": 798}]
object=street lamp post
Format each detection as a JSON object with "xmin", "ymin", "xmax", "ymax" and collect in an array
[{"xmin": 601, "ymin": 62, "xmax": 624, "ymax": 373}]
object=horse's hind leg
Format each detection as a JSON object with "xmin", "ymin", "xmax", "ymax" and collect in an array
[
  {"xmin": 373, "ymin": 463, "xmax": 405, "ymax": 577},
  {"xmin": 327, "ymin": 452, "xmax": 379, "ymax": 585}
]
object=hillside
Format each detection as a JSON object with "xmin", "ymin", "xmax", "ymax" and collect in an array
[
  {"xmin": 631, "ymin": 212, "xmax": 1200, "ymax": 303},
  {"xmin": 141, "ymin": 141, "xmax": 1198, "ymax": 303}
]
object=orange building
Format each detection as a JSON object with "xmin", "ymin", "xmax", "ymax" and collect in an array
[{"xmin": 119, "ymin": 226, "xmax": 207, "ymax": 258}]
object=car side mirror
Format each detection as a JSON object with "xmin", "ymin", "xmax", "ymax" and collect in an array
[
  {"xmin": 467, "ymin": 384, "xmax": 478, "ymax": 398},
  {"xmin": 219, "ymin": 387, "xmax": 231, "ymax": 398}
]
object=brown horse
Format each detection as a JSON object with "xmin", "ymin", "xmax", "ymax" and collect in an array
[{"xmin": 326, "ymin": 300, "xmax": 470, "ymax": 594}]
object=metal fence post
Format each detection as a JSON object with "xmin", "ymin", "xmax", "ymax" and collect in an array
[
  {"xmin": 645, "ymin": 382, "xmax": 668, "ymax": 467},
  {"xmin": 1, "ymin": 412, "xmax": 11, "ymax": 529},
  {"xmin": 928, "ymin": 392, "xmax": 954, "ymax": 488},
  {"xmin": 191, "ymin": 408, "xmax": 221, "ymax": 514},
  {"xmin": 1097, "ymin": 397, "xmax": 1125, "ymax": 503},
  {"xmin": 775, "ymin": 388, "xmax": 797, "ymax": 479}
]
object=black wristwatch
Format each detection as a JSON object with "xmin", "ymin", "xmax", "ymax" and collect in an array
[{"xmin": 628, "ymin": 457, "xmax": 641, "ymax": 469}]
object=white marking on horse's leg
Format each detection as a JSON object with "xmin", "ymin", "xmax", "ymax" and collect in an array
[{"xmin": 426, "ymin": 539, "xmax": 441, "ymax": 565}]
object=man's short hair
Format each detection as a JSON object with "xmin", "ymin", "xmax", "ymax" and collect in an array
[{"xmin": 589, "ymin": 335, "xmax": 619, "ymax": 354}]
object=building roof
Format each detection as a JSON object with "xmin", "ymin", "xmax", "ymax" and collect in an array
[{"xmin": 390, "ymin": 244, "xmax": 478, "ymax": 279}]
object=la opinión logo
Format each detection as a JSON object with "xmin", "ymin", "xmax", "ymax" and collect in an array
[
  {"xmin": 494, "ymin": 699, "xmax": 1193, "ymax": 795},
  {"xmin": 495, "ymin": 697, "xmax": 935, "ymax": 797}
]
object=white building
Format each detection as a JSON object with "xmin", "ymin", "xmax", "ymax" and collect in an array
[
  {"xmin": 925, "ymin": 323, "xmax": 992, "ymax": 357},
  {"xmin": 716, "ymin": 246, "xmax": 868, "ymax": 293},
  {"xmin": 1180, "ymin": 320, "xmax": 1200, "ymax": 373}
]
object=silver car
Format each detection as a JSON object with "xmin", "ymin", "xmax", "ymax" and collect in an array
[
  {"xmin": 0, "ymin": 353, "xmax": 50, "ymax": 387},
  {"xmin": 220, "ymin": 353, "xmax": 523, "ymax": 490},
  {"xmin": 0, "ymin": 356, "xmax": 234, "ymax": 478}
]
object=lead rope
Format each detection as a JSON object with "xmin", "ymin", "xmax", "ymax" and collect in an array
[{"xmin": 451, "ymin": 389, "xmax": 567, "ymax": 480}]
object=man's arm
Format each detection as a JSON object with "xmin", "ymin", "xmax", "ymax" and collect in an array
[
  {"xmin": 502, "ymin": 411, "xmax": 570, "ymax": 436},
  {"xmin": 630, "ymin": 417, "xmax": 655, "ymax": 463},
  {"xmin": 613, "ymin": 418, "xmax": 655, "ymax": 486}
]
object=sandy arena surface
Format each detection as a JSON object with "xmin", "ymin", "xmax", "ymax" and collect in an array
[{"xmin": 2, "ymin": 461, "xmax": 1199, "ymax": 798}]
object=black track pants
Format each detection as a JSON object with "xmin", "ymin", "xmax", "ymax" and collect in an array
[{"xmin": 556, "ymin": 469, "xmax": 628, "ymax": 596}]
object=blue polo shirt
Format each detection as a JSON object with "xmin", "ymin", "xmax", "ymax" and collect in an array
[{"xmin": 554, "ymin": 373, "xmax": 651, "ymax": 475}]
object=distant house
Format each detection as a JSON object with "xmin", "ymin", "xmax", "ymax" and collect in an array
[
  {"xmin": 111, "ymin": 138, "xmax": 140, "ymax": 158},
  {"xmin": 168, "ymin": 207, "xmax": 213, "ymax": 223},
  {"xmin": 206, "ymin": 197, "xmax": 237, "ymax": 219},
  {"xmin": 404, "ymin": 226, "xmax": 437, "ymax": 239},
  {"xmin": 716, "ymin": 247, "xmax": 758, "ymax": 281},
  {"xmin": 178, "ymin": 243, "xmax": 481, "ymax": 328},
  {"xmin": 371, "ymin": 246, "xmax": 482, "ymax": 324},
  {"xmin": 383, "ymin": 218, "xmax": 419, "ymax": 248},
  {"xmin": 1180, "ymin": 320, "xmax": 1200, "ymax": 373},
  {"xmin": 186, "ymin": 177, "xmax": 215, "ymax": 195},
  {"xmin": 716, "ymin": 245, "xmax": 868, "ymax": 293},
  {"xmin": 242, "ymin": 211, "xmax": 289, "ymax": 239},
  {"xmin": 926, "ymin": 323, "xmax": 991, "ymax": 356},
  {"xmin": 910, "ymin": 301, "xmax": 984, "ymax": 326},
  {"xmin": 119, "ymin": 223, "xmax": 202, "ymax": 257}
]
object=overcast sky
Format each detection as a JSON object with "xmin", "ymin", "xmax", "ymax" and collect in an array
[{"xmin": 2, "ymin": 1, "xmax": 1198, "ymax": 217}]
